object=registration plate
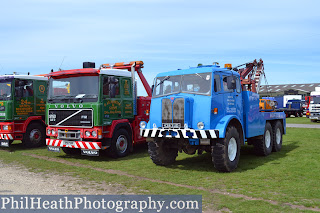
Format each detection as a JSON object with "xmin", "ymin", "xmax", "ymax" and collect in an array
[
  {"xmin": 47, "ymin": 146, "xmax": 60, "ymax": 152},
  {"xmin": 81, "ymin": 149, "xmax": 99, "ymax": 156},
  {"xmin": 0, "ymin": 113, "xmax": 5, "ymax": 117},
  {"xmin": 162, "ymin": 123, "xmax": 181, "ymax": 128},
  {"xmin": 0, "ymin": 141, "xmax": 9, "ymax": 147},
  {"xmin": 63, "ymin": 141, "xmax": 75, "ymax": 146}
]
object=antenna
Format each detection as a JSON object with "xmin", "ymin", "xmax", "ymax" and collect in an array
[{"xmin": 58, "ymin": 56, "xmax": 66, "ymax": 71}]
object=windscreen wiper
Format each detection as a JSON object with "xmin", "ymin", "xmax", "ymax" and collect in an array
[{"xmin": 156, "ymin": 76, "xmax": 170, "ymax": 87}]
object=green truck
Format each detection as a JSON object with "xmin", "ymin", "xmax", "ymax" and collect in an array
[
  {"xmin": 46, "ymin": 61, "xmax": 151, "ymax": 157},
  {"xmin": 0, "ymin": 74, "xmax": 48, "ymax": 147}
]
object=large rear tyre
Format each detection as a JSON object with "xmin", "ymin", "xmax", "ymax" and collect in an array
[
  {"xmin": 62, "ymin": 147, "xmax": 81, "ymax": 155},
  {"xmin": 108, "ymin": 129, "xmax": 132, "ymax": 158},
  {"xmin": 253, "ymin": 122, "xmax": 273, "ymax": 156},
  {"xmin": 272, "ymin": 121, "xmax": 283, "ymax": 152},
  {"xmin": 148, "ymin": 140, "xmax": 178, "ymax": 166},
  {"xmin": 23, "ymin": 123, "xmax": 46, "ymax": 148},
  {"xmin": 212, "ymin": 126, "xmax": 241, "ymax": 172}
]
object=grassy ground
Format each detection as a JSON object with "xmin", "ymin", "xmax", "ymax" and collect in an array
[
  {"xmin": 1, "ymin": 128, "xmax": 320, "ymax": 212},
  {"xmin": 286, "ymin": 117, "xmax": 320, "ymax": 124}
]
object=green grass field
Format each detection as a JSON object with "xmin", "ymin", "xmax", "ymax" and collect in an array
[
  {"xmin": 286, "ymin": 117, "xmax": 320, "ymax": 124},
  {"xmin": 1, "ymin": 128, "xmax": 319, "ymax": 212}
]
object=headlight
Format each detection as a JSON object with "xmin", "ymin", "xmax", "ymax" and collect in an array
[
  {"xmin": 85, "ymin": 131, "xmax": 91, "ymax": 137},
  {"xmin": 52, "ymin": 130, "xmax": 56, "ymax": 135},
  {"xmin": 197, "ymin": 122, "xmax": 204, "ymax": 130},
  {"xmin": 3, "ymin": 125, "xmax": 10, "ymax": 131},
  {"xmin": 140, "ymin": 121, "xmax": 147, "ymax": 129},
  {"xmin": 92, "ymin": 131, "xmax": 97, "ymax": 137},
  {"xmin": 47, "ymin": 129, "xmax": 51, "ymax": 135}
]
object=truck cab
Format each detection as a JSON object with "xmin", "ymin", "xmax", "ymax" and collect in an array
[
  {"xmin": 309, "ymin": 88, "xmax": 320, "ymax": 122},
  {"xmin": 141, "ymin": 61, "xmax": 286, "ymax": 172},
  {"xmin": 46, "ymin": 61, "xmax": 151, "ymax": 157},
  {"xmin": 0, "ymin": 75, "xmax": 47, "ymax": 148}
]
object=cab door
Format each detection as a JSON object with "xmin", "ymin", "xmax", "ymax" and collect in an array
[
  {"xmin": 14, "ymin": 79, "xmax": 35, "ymax": 117},
  {"xmin": 221, "ymin": 75, "xmax": 243, "ymax": 123}
]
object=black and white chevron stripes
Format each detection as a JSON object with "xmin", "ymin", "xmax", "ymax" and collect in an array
[{"xmin": 140, "ymin": 128, "xmax": 219, "ymax": 139}]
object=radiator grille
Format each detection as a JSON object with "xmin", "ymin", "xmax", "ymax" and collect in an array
[
  {"xmin": 162, "ymin": 98, "xmax": 184, "ymax": 128},
  {"xmin": 48, "ymin": 109, "xmax": 93, "ymax": 127}
]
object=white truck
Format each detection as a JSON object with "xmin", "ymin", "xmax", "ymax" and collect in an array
[{"xmin": 309, "ymin": 87, "xmax": 320, "ymax": 122}]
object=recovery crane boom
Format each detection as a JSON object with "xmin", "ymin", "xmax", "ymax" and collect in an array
[{"xmin": 233, "ymin": 59, "xmax": 264, "ymax": 93}]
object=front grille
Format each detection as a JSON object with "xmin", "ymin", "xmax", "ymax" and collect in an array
[
  {"xmin": 58, "ymin": 130, "xmax": 81, "ymax": 140},
  {"xmin": 162, "ymin": 99, "xmax": 172, "ymax": 123},
  {"xmin": 48, "ymin": 109, "xmax": 93, "ymax": 127},
  {"xmin": 162, "ymin": 98, "xmax": 184, "ymax": 128}
]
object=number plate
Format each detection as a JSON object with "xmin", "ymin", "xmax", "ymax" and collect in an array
[
  {"xmin": 162, "ymin": 123, "xmax": 181, "ymax": 128},
  {"xmin": 47, "ymin": 146, "xmax": 60, "ymax": 152},
  {"xmin": 0, "ymin": 113, "xmax": 5, "ymax": 117},
  {"xmin": 63, "ymin": 141, "xmax": 75, "ymax": 146},
  {"xmin": 81, "ymin": 149, "xmax": 99, "ymax": 156},
  {"xmin": 0, "ymin": 141, "xmax": 9, "ymax": 147}
]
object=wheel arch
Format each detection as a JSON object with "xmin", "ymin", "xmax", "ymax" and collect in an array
[
  {"xmin": 215, "ymin": 115, "xmax": 244, "ymax": 145},
  {"xmin": 23, "ymin": 116, "xmax": 46, "ymax": 132}
]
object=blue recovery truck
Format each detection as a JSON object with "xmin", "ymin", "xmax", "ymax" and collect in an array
[{"xmin": 140, "ymin": 59, "xmax": 286, "ymax": 172}]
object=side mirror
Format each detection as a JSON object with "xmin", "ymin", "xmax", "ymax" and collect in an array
[{"xmin": 227, "ymin": 76, "xmax": 236, "ymax": 90}]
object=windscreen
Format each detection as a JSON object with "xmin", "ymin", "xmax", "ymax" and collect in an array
[
  {"xmin": 0, "ymin": 80, "xmax": 12, "ymax": 100},
  {"xmin": 153, "ymin": 72, "xmax": 212, "ymax": 97},
  {"xmin": 48, "ymin": 76, "xmax": 99, "ymax": 103},
  {"xmin": 311, "ymin": 96, "xmax": 320, "ymax": 104}
]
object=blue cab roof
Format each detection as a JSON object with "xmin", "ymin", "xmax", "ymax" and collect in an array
[{"xmin": 156, "ymin": 65, "xmax": 239, "ymax": 77}]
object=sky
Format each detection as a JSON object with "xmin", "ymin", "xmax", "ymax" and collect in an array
[{"xmin": 1, "ymin": 0, "xmax": 320, "ymax": 96}]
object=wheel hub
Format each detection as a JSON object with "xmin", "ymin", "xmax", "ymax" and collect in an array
[
  {"xmin": 116, "ymin": 135, "xmax": 128, "ymax": 153},
  {"xmin": 276, "ymin": 128, "xmax": 281, "ymax": 145},
  {"xmin": 30, "ymin": 129, "xmax": 41, "ymax": 143},
  {"xmin": 228, "ymin": 137, "xmax": 237, "ymax": 161},
  {"xmin": 265, "ymin": 130, "xmax": 271, "ymax": 148}
]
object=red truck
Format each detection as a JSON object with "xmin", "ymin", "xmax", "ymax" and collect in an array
[{"xmin": 46, "ymin": 61, "xmax": 151, "ymax": 157}]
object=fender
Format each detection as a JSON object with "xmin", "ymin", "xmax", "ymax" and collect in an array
[
  {"xmin": 214, "ymin": 115, "xmax": 245, "ymax": 142},
  {"xmin": 22, "ymin": 116, "xmax": 46, "ymax": 132},
  {"xmin": 104, "ymin": 119, "xmax": 133, "ymax": 139}
]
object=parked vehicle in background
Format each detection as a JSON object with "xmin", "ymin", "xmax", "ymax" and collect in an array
[
  {"xmin": 304, "ymin": 96, "xmax": 311, "ymax": 117},
  {"xmin": 259, "ymin": 99, "xmax": 276, "ymax": 111},
  {"xmin": 46, "ymin": 61, "xmax": 151, "ymax": 157},
  {"xmin": 309, "ymin": 87, "xmax": 320, "ymax": 122},
  {"xmin": 141, "ymin": 59, "xmax": 286, "ymax": 172},
  {"xmin": 274, "ymin": 95, "xmax": 302, "ymax": 109},
  {"xmin": 0, "ymin": 74, "xmax": 47, "ymax": 148},
  {"xmin": 275, "ymin": 99, "xmax": 303, "ymax": 118}
]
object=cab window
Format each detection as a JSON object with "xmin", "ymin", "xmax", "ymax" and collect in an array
[
  {"xmin": 15, "ymin": 79, "xmax": 33, "ymax": 97},
  {"xmin": 103, "ymin": 77, "xmax": 120, "ymax": 97},
  {"xmin": 214, "ymin": 74, "xmax": 221, "ymax": 92}
]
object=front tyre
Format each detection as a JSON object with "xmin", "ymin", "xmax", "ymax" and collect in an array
[
  {"xmin": 148, "ymin": 140, "xmax": 178, "ymax": 166},
  {"xmin": 272, "ymin": 121, "xmax": 283, "ymax": 152},
  {"xmin": 212, "ymin": 126, "xmax": 241, "ymax": 172},
  {"xmin": 253, "ymin": 122, "xmax": 273, "ymax": 156},
  {"xmin": 108, "ymin": 129, "xmax": 132, "ymax": 158},
  {"xmin": 23, "ymin": 123, "xmax": 46, "ymax": 148}
]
